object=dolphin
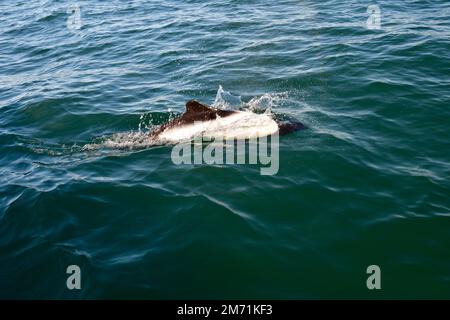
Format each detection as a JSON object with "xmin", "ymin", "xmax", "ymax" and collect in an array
[{"xmin": 150, "ymin": 100, "xmax": 305, "ymax": 143}]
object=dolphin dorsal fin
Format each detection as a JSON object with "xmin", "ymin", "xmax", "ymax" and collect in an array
[{"xmin": 185, "ymin": 100, "xmax": 214, "ymax": 114}]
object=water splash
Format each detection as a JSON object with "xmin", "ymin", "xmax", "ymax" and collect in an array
[
  {"xmin": 246, "ymin": 92, "xmax": 289, "ymax": 114},
  {"xmin": 84, "ymin": 109, "xmax": 180, "ymax": 150},
  {"xmin": 138, "ymin": 111, "xmax": 175, "ymax": 132},
  {"xmin": 212, "ymin": 85, "xmax": 242, "ymax": 109}
]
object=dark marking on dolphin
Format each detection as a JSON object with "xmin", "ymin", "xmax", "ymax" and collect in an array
[{"xmin": 150, "ymin": 100, "xmax": 305, "ymax": 138}]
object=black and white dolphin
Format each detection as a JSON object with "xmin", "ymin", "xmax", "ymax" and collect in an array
[{"xmin": 150, "ymin": 100, "xmax": 305, "ymax": 143}]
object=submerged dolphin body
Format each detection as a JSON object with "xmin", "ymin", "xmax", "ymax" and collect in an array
[{"xmin": 150, "ymin": 100, "xmax": 305, "ymax": 143}]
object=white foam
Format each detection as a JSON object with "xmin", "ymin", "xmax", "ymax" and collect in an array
[{"xmin": 83, "ymin": 131, "xmax": 158, "ymax": 150}]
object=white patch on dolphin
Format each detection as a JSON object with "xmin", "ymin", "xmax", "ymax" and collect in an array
[{"xmin": 158, "ymin": 110, "xmax": 279, "ymax": 143}]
